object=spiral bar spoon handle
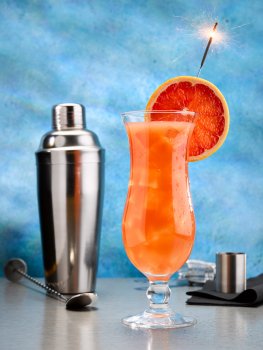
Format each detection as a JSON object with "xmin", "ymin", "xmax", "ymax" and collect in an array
[
  {"xmin": 4, "ymin": 258, "xmax": 97, "ymax": 309},
  {"xmin": 18, "ymin": 267, "xmax": 67, "ymax": 301}
]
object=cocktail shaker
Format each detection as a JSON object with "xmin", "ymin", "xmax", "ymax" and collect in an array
[{"xmin": 36, "ymin": 103, "xmax": 104, "ymax": 294}]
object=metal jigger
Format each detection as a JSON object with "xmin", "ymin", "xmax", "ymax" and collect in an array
[{"xmin": 216, "ymin": 252, "xmax": 246, "ymax": 294}]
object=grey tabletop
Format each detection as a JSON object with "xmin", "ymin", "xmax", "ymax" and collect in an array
[{"xmin": 0, "ymin": 278, "xmax": 262, "ymax": 350}]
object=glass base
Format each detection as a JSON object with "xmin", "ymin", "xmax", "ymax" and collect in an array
[{"xmin": 122, "ymin": 310, "xmax": 196, "ymax": 329}]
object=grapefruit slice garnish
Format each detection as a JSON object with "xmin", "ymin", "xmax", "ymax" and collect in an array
[{"xmin": 146, "ymin": 76, "xmax": 230, "ymax": 161}]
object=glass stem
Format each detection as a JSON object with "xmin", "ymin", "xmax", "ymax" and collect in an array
[{"xmin": 146, "ymin": 281, "xmax": 171, "ymax": 315}]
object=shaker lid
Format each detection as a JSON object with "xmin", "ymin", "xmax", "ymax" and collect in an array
[
  {"xmin": 53, "ymin": 103, "xmax": 86, "ymax": 130},
  {"xmin": 36, "ymin": 103, "xmax": 104, "ymax": 164}
]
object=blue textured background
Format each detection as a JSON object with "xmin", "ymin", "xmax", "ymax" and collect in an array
[{"xmin": 0, "ymin": 0, "xmax": 262, "ymax": 278}]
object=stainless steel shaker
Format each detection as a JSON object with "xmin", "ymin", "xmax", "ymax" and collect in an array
[{"xmin": 36, "ymin": 103, "xmax": 104, "ymax": 294}]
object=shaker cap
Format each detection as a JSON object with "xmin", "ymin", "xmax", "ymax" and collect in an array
[{"xmin": 53, "ymin": 103, "xmax": 86, "ymax": 130}]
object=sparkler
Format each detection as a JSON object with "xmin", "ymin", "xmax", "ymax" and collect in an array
[
  {"xmin": 197, "ymin": 22, "xmax": 218, "ymax": 77},
  {"xmin": 173, "ymin": 14, "xmax": 249, "ymax": 71}
]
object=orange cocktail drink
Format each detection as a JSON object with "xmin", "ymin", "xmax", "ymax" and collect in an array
[
  {"xmin": 121, "ymin": 111, "xmax": 197, "ymax": 329},
  {"xmin": 123, "ymin": 112, "xmax": 195, "ymax": 282}
]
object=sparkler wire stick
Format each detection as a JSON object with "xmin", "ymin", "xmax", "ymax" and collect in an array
[{"xmin": 197, "ymin": 22, "xmax": 218, "ymax": 77}]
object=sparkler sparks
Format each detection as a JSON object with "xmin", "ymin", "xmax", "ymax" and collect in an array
[
  {"xmin": 198, "ymin": 24, "xmax": 224, "ymax": 43},
  {"xmin": 173, "ymin": 14, "xmax": 231, "ymax": 49}
]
